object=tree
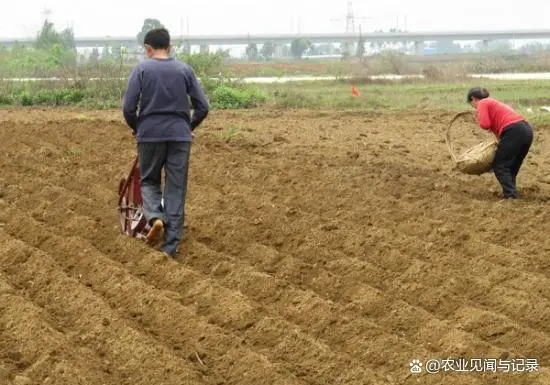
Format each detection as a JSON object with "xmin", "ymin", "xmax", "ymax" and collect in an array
[
  {"xmin": 137, "ymin": 18, "xmax": 165, "ymax": 45},
  {"xmin": 340, "ymin": 42, "xmax": 352, "ymax": 58},
  {"xmin": 485, "ymin": 40, "xmax": 513, "ymax": 53},
  {"xmin": 102, "ymin": 46, "xmax": 112, "ymax": 59},
  {"xmin": 260, "ymin": 41, "xmax": 275, "ymax": 60},
  {"xmin": 290, "ymin": 38, "xmax": 312, "ymax": 60},
  {"xmin": 35, "ymin": 20, "xmax": 57, "ymax": 50},
  {"xmin": 179, "ymin": 42, "xmax": 191, "ymax": 55},
  {"xmin": 47, "ymin": 44, "xmax": 64, "ymax": 66},
  {"xmin": 59, "ymin": 28, "xmax": 75, "ymax": 50},
  {"xmin": 281, "ymin": 44, "xmax": 291, "ymax": 58},
  {"xmin": 35, "ymin": 20, "xmax": 75, "ymax": 51},
  {"xmin": 315, "ymin": 43, "xmax": 337, "ymax": 55},
  {"xmin": 356, "ymin": 36, "xmax": 366, "ymax": 59},
  {"xmin": 46, "ymin": 43, "xmax": 77, "ymax": 67},
  {"xmin": 111, "ymin": 44, "xmax": 122, "ymax": 59},
  {"xmin": 89, "ymin": 48, "xmax": 100, "ymax": 64},
  {"xmin": 178, "ymin": 50, "xmax": 229, "ymax": 76},
  {"xmin": 435, "ymin": 39, "xmax": 462, "ymax": 54},
  {"xmin": 245, "ymin": 43, "xmax": 258, "ymax": 60},
  {"xmin": 520, "ymin": 42, "xmax": 550, "ymax": 54},
  {"xmin": 370, "ymin": 29, "xmax": 403, "ymax": 52}
]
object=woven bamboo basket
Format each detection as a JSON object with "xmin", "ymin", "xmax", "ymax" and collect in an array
[{"xmin": 445, "ymin": 111, "xmax": 498, "ymax": 175}]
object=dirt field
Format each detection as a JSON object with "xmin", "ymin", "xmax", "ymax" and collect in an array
[{"xmin": 1, "ymin": 106, "xmax": 550, "ymax": 385}]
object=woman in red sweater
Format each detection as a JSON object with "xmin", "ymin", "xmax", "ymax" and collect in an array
[{"xmin": 467, "ymin": 87, "xmax": 534, "ymax": 199}]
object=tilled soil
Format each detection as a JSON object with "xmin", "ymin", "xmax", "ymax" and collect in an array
[{"xmin": 1, "ymin": 107, "xmax": 549, "ymax": 385}]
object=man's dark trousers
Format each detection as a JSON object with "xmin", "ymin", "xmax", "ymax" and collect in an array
[
  {"xmin": 138, "ymin": 141, "xmax": 191, "ymax": 256},
  {"xmin": 492, "ymin": 121, "xmax": 533, "ymax": 199}
]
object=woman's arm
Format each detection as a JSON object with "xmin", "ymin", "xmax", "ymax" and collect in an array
[{"xmin": 476, "ymin": 100, "xmax": 491, "ymax": 130}]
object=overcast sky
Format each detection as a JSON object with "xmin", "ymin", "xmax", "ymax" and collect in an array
[{"xmin": 2, "ymin": 0, "xmax": 550, "ymax": 38}]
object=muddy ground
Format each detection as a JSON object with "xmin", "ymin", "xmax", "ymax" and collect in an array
[{"xmin": 1, "ymin": 107, "xmax": 550, "ymax": 385}]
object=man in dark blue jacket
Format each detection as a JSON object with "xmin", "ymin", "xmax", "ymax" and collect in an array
[{"xmin": 123, "ymin": 27, "xmax": 209, "ymax": 257}]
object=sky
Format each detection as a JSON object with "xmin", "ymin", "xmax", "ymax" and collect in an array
[{"xmin": 2, "ymin": 0, "xmax": 550, "ymax": 39}]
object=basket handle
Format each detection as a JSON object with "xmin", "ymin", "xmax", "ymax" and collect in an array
[{"xmin": 445, "ymin": 110, "xmax": 476, "ymax": 163}]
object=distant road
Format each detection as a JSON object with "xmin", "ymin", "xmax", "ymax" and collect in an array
[
  {"xmin": 4, "ymin": 73, "xmax": 550, "ymax": 83},
  {"xmin": 2, "ymin": 29, "xmax": 550, "ymax": 47}
]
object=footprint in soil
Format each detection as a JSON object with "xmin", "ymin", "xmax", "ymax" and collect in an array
[
  {"xmin": 196, "ymin": 236, "xmax": 214, "ymax": 246},
  {"xmin": 320, "ymin": 223, "xmax": 339, "ymax": 231},
  {"xmin": 273, "ymin": 134, "xmax": 289, "ymax": 143},
  {"xmin": 5, "ymin": 352, "xmax": 30, "ymax": 371},
  {"xmin": 13, "ymin": 375, "xmax": 32, "ymax": 385}
]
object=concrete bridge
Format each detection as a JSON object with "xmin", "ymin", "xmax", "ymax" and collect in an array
[{"xmin": 2, "ymin": 29, "xmax": 550, "ymax": 49}]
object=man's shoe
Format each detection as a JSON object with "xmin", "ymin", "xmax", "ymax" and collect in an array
[
  {"xmin": 146, "ymin": 219, "xmax": 164, "ymax": 246},
  {"xmin": 161, "ymin": 248, "xmax": 176, "ymax": 258}
]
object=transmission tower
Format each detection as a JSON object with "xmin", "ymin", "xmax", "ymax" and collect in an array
[
  {"xmin": 331, "ymin": 1, "xmax": 369, "ymax": 33},
  {"xmin": 41, "ymin": 6, "xmax": 52, "ymax": 23},
  {"xmin": 346, "ymin": 1, "xmax": 355, "ymax": 33}
]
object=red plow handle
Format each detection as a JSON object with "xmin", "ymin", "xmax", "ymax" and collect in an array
[{"xmin": 118, "ymin": 155, "xmax": 139, "ymax": 206}]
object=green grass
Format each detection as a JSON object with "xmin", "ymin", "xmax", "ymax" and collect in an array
[
  {"xmin": 216, "ymin": 125, "xmax": 240, "ymax": 142},
  {"xmin": 258, "ymin": 79, "xmax": 550, "ymax": 124},
  {"xmin": 3, "ymin": 77, "xmax": 550, "ymax": 125}
]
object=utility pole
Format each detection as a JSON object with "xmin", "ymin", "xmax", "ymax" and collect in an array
[{"xmin": 182, "ymin": 17, "xmax": 191, "ymax": 54}]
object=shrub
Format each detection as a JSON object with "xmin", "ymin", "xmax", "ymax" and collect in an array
[
  {"xmin": 422, "ymin": 65, "xmax": 444, "ymax": 80},
  {"xmin": 211, "ymin": 84, "xmax": 266, "ymax": 109},
  {"xmin": 271, "ymin": 89, "xmax": 316, "ymax": 108},
  {"xmin": 178, "ymin": 51, "xmax": 228, "ymax": 77},
  {"xmin": 19, "ymin": 91, "xmax": 33, "ymax": 106},
  {"xmin": 0, "ymin": 95, "xmax": 13, "ymax": 105}
]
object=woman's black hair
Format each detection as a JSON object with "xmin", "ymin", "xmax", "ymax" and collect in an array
[{"xmin": 467, "ymin": 87, "xmax": 490, "ymax": 103}]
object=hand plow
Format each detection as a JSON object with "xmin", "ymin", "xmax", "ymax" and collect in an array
[{"xmin": 117, "ymin": 155, "xmax": 151, "ymax": 239}]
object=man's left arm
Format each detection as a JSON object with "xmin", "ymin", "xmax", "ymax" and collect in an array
[{"xmin": 122, "ymin": 66, "xmax": 141, "ymax": 132}]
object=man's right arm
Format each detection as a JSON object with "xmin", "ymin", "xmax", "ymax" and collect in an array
[
  {"xmin": 185, "ymin": 66, "xmax": 210, "ymax": 130},
  {"xmin": 122, "ymin": 66, "xmax": 142, "ymax": 132}
]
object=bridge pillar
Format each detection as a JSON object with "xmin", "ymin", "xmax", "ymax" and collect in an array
[
  {"xmin": 274, "ymin": 44, "xmax": 284, "ymax": 58},
  {"xmin": 414, "ymin": 41, "xmax": 424, "ymax": 55},
  {"xmin": 182, "ymin": 41, "xmax": 191, "ymax": 55},
  {"xmin": 482, "ymin": 40, "xmax": 490, "ymax": 51},
  {"xmin": 199, "ymin": 44, "xmax": 209, "ymax": 54}
]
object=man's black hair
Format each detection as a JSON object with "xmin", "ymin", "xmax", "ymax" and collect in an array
[
  {"xmin": 466, "ymin": 87, "xmax": 490, "ymax": 103},
  {"xmin": 144, "ymin": 28, "xmax": 171, "ymax": 49}
]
